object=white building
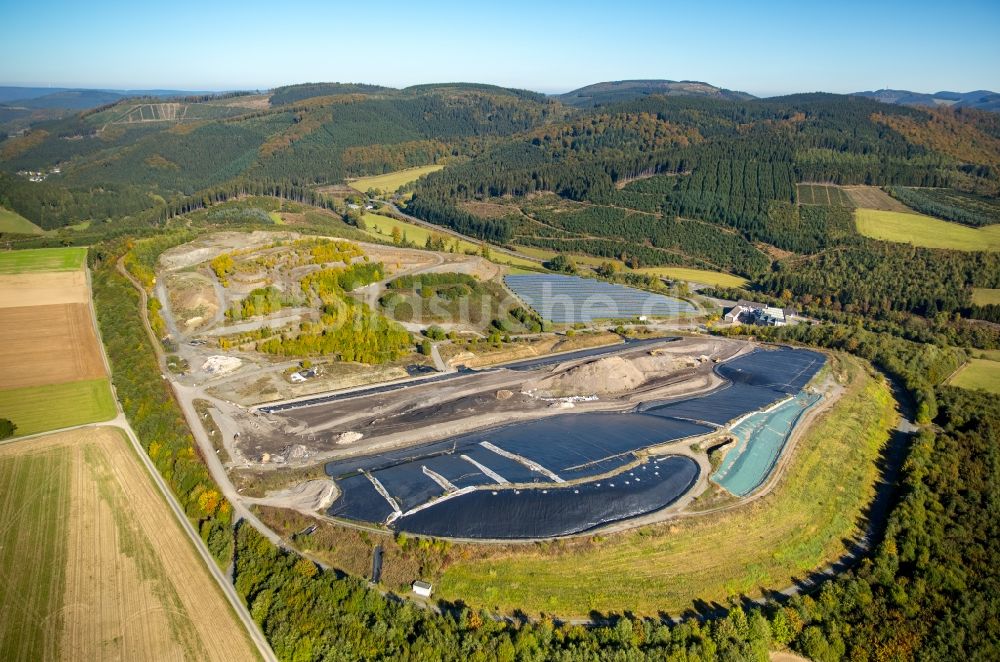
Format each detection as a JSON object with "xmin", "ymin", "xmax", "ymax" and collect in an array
[
  {"xmin": 412, "ymin": 580, "xmax": 433, "ymax": 597},
  {"xmin": 724, "ymin": 300, "xmax": 793, "ymax": 327}
]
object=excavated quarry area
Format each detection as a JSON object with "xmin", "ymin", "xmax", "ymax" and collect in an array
[{"xmin": 230, "ymin": 336, "xmax": 745, "ymax": 466}]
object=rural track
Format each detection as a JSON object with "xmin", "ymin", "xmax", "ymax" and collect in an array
[{"xmin": 113, "ymin": 257, "xmax": 279, "ymax": 662}]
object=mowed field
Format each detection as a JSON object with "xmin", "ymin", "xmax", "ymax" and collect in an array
[
  {"xmin": 0, "ymin": 246, "xmax": 86, "ymax": 274},
  {"xmin": 855, "ymin": 208, "xmax": 1000, "ymax": 251},
  {"xmin": 948, "ymin": 358, "xmax": 1000, "ymax": 394},
  {"xmin": 0, "ymin": 427, "xmax": 258, "ymax": 661},
  {"xmin": 635, "ymin": 266, "xmax": 748, "ymax": 288},
  {"xmin": 972, "ymin": 288, "xmax": 1000, "ymax": 306},
  {"xmin": 796, "ymin": 183, "xmax": 855, "ymax": 207},
  {"xmin": 349, "ymin": 164, "xmax": 445, "ymax": 193},
  {"xmin": 0, "ymin": 247, "xmax": 116, "ymax": 436},
  {"xmin": 0, "ymin": 206, "xmax": 44, "ymax": 234},
  {"xmin": 437, "ymin": 355, "xmax": 896, "ymax": 617}
]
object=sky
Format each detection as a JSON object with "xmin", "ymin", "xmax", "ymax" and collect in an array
[{"xmin": 2, "ymin": 0, "xmax": 999, "ymax": 97}]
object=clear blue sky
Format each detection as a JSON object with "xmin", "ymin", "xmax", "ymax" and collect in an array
[{"xmin": 2, "ymin": 0, "xmax": 998, "ymax": 96}]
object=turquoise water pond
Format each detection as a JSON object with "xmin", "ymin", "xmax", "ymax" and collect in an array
[{"xmin": 712, "ymin": 391, "xmax": 823, "ymax": 496}]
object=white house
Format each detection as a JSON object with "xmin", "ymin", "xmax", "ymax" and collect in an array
[{"xmin": 412, "ymin": 580, "xmax": 433, "ymax": 597}]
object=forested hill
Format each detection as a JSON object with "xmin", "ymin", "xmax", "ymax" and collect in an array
[
  {"xmin": 405, "ymin": 92, "xmax": 1000, "ymax": 319},
  {"xmin": 853, "ymin": 88, "xmax": 1000, "ymax": 113},
  {"xmin": 0, "ymin": 83, "xmax": 563, "ymax": 226},
  {"xmin": 3, "ymin": 82, "xmax": 1000, "ymax": 323},
  {"xmin": 556, "ymin": 79, "xmax": 756, "ymax": 107}
]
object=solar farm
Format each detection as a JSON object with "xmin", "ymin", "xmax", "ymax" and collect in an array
[{"xmin": 504, "ymin": 274, "xmax": 696, "ymax": 323}]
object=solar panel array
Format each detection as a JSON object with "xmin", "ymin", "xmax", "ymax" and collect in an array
[{"xmin": 505, "ymin": 274, "xmax": 696, "ymax": 323}]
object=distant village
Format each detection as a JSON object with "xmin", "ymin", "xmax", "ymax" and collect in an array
[{"xmin": 17, "ymin": 167, "xmax": 60, "ymax": 182}]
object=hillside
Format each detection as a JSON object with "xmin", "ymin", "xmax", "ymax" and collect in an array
[
  {"xmin": 0, "ymin": 87, "xmax": 207, "ymax": 134},
  {"xmin": 556, "ymin": 79, "xmax": 756, "ymax": 107},
  {"xmin": 854, "ymin": 88, "xmax": 1000, "ymax": 112},
  {"xmin": 2, "ymin": 81, "xmax": 999, "ymax": 322}
]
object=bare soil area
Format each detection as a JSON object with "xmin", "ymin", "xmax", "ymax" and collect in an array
[
  {"xmin": 0, "ymin": 303, "xmax": 106, "ymax": 389},
  {"xmin": 207, "ymin": 360, "xmax": 410, "ymax": 406},
  {"xmin": 166, "ymin": 271, "xmax": 220, "ymax": 330},
  {"xmin": 232, "ymin": 337, "xmax": 743, "ymax": 466},
  {"xmin": 0, "ymin": 271, "xmax": 89, "ymax": 308}
]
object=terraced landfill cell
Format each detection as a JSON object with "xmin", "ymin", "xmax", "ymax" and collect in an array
[
  {"xmin": 325, "ymin": 347, "xmax": 826, "ymax": 538},
  {"xmin": 711, "ymin": 391, "xmax": 823, "ymax": 496},
  {"xmin": 504, "ymin": 274, "xmax": 696, "ymax": 323}
]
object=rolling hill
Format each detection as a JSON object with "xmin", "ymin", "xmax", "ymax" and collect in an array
[
  {"xmin": 556, "ymin": 79, "xmax": 756, "ymax": 107},
  {"xmin": 853, "ymin": 88, "xmax": 1000, "ymax": 112}
]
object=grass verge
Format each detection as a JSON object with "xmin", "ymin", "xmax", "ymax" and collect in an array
[
  {"xmin": 855, "ymin": 208, "xmax": 1000, "ymax": 251},
  {"xmin": 0, "ymin": 247, "xmax": 87, "ymax": 274},
  {"xmin": 435, "ymin": 353, "xmax": 896, "ymax": 617},
  {"xmin": 0, "ymin": 378, "xmax": 116, "ymax": 436}
]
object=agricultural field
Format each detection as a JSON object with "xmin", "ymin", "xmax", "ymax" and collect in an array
[
  {"xmin": 796, "ymin": 183, "xmax": 855, "ymax": 207},
  {"xmin": 0, "ymin": 427, "xmax": 258, "ymax": 661},
  {"xmin": 0, "ymin": 247, "xmax": 115, "ymax": 436},
  {"xmin": 0, "ymin": 206, "xmax": 43, "ymax": 234},
  {"xmin": 0, "ymin": 303, "xmax": 106, "ymax": 389},
  {"xmin": 0, "ymin": 246, "xmax": 86, "ymax": 274},
  {"xmin": 971, "ymin": 288, "xmax": 1000, "ymax": 306},
  {"xmin": 435, "ymin": 355, "xmax": 895, "ymax": 616},
  {"xmin": 855, "ymin": 208, "xmax": 1000, "ymax": 251},
  {"xmin": 0, "ymin": 379, "xmax": 115, "ymax": 436},
  {"xmin": 348, "ymin": 164, "xmax": 445, "ymax": 193},
  {"xmin": 635, "ymin": 266, "xmax": 748, "ymax": 288},
  {"xmin": 948, "ymin": 358, "xmax": 1000, "ymax": 395},
  {"xmin": 841, "ymin": 186, "xmax": 911, "ymax": 211}
]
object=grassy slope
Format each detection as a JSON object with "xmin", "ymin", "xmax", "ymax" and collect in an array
[
  {"xmin": 0, "ymin": 445, "xmax": 69, "ymax": 661},
  {"xmin": 636, "ymin": 266, "xmax": 748, "ymax": 288},
  {"xmin": 0, "ymin": 379, "xmax": 116, "ymax": 436},
  {"xmin": 855, "ymin": 208, "xmax": 1000, "ymax": 251},
  {"xmin": 436, "ymin": 354, "xmax": 895, "ymax": 617},
  {"xmin": 971, "ymin": 288, "xmax": 1000, "ymax": 306},
  {"xmin": 948, "ymin": 358, "xmax": 1000, "ymax": 395},
  {"xmin": 348, "ymin": 165, "xmax": 445, "ymax": 193},
  {"xmin": 0, "ymin": 247, "xmax": 87, "ymax": 274},
  {"xmin": 0, "ymin": 207, "xmax": 44, "ymax": 235},
  {"xmin": 362, "ymin": 213, "xmax": 537, "ymax": 268}
]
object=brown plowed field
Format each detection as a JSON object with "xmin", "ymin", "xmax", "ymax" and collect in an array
[
  {"xmin": 0, "ymin": 428, "xmax": 257, "ymax": 661},
  {"xmin": 0, "ymin": 271, "xmax": 89, "ymax": 308},
  {"xmin": 0, "ymin": 304, "xmax": 106, "ymax": 389}
]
